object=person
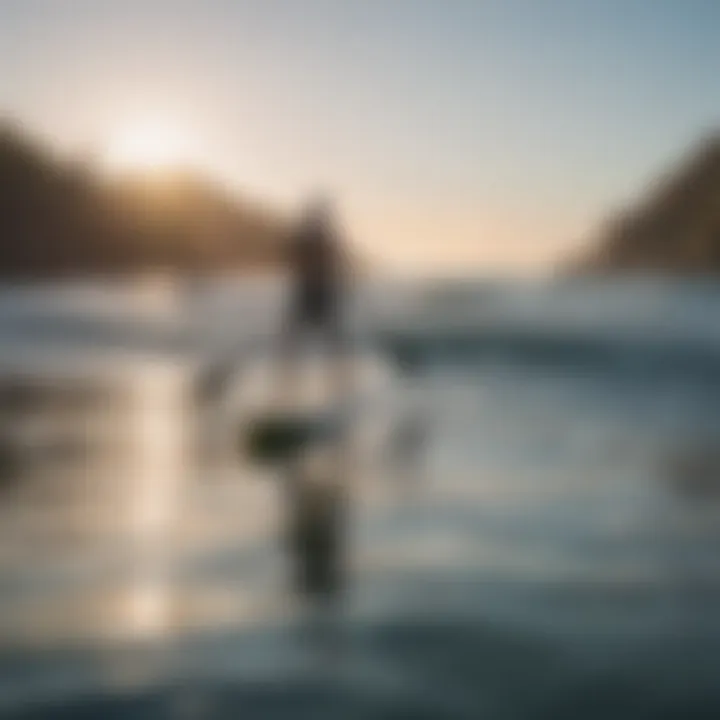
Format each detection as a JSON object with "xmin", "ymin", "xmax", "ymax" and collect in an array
[
  {"xmin": 280, "ymin": 198, "xmax": 348, "ymax": 391},
  {"xmin": 278, "ymin": 199, "xmax": 352, "ymax": 655}
]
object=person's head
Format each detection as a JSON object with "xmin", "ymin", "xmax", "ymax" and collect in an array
[{"xmin": 300, "ymin": 195, "xmax": 333, "ymax": 231}]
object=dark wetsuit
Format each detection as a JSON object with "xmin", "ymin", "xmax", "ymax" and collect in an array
[{"xmin": 285, "ymin": 219, "xmax": 343, "ymax": 348}]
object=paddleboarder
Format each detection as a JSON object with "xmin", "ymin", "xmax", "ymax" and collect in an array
[
  {"xmin": 281, "ymin": 198, "xmax": 349, "ymax": 390},
  {"xmin": 278, "ymin": 198, "xmax": 353, "ymax": 651}
]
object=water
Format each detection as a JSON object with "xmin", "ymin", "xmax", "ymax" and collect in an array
[{"xmin": 1, "ymin": 278, "xmax": 720, "ymax": 719}]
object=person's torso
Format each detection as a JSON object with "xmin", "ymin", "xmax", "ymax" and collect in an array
[{"xmin": 293, "ymin": 228, "xmax": 339, "ymax": 294}]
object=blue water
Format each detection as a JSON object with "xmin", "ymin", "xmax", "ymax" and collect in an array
[{"xmin": 1, "ymin": 278, "xmax": 720, "ymax": 719}]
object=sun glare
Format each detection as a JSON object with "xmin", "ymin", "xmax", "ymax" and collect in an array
[{"xmin": 104, "ymin": 121, "xmax": 195, "ymax": 171}]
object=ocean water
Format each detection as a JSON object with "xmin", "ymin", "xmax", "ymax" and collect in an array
[{"xmin": 1, "ymin": 278, "xmax": 720, "ymax": 719}]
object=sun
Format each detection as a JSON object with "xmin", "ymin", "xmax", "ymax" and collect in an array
[{"xmin": 104, "ymin": 121, "xmax": 195, "ymax": 171}]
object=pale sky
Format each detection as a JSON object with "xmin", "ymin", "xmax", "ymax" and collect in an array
[{"xmin": 1, "ymin": 0, "xmax": 719, "ymax": 275}]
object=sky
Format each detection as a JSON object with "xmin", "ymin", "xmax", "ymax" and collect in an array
[{"xmin": 1, "ymin": 0, "xmax": 719, "ymax": 275}]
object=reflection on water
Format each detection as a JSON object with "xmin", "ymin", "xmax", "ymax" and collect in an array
[
  {"xmin": 2, "ymin": 280, "xmax": 720, "ymax": 718},
  {"xmin": 127, "ymin": 367, "xmax": 188, "ymax": 538},
  {"xmin": 0, "ymin": 357, "xmax": 192, "ymax": 644}
]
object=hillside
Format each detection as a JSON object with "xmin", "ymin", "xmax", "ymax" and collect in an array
[
  {"xmin": 571, "ymin": 134, "xmax": 720, "ymax": 274},
  {"xmin": 0, "ymin": 122, "xmax": 287, "ymax": 278}
]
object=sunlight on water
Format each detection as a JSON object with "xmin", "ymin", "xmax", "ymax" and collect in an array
[
  {"xmin": 128, "ymin": 365, "xmax": 188, "ymax": 539},
  {"xmin": 122, "ymin": 577, "xmax": 172, "ymax": 641},
  {"xmin": 1, "ymin": 280, "xmax": 720, "ymax": 719},
  {"xmin": 121, "ymin": 363, "xmax": 189, "ymax": 641}
]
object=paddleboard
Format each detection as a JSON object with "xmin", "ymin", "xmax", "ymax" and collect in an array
[{"xmin": 223, "ymin": 349, "xmax": 399, "ymax": 466}]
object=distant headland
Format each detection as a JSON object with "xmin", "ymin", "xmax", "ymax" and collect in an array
[
  {"xmin": 0, "ymin": 121, "xmax": 288, "ymax": 278},
  {"xmin": 569, "ymin": 132, "xmax": 720, "ymax": 275}
]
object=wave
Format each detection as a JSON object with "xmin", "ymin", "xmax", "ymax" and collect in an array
[{"xmin": 376, "ymin": 323, "xmax": 720, "ymax": 382}]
